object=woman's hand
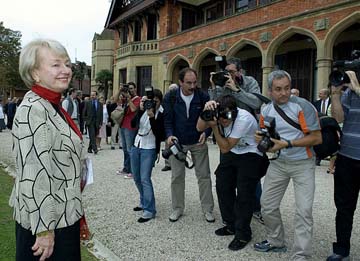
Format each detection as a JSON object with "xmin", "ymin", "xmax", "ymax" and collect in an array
[{"xmin": 32, "ymin": 230, "xmax": 55, "ymax": 261}]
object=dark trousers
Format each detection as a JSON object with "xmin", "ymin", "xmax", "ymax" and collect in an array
[
  {"xmin": 333, "ymin": 154, "xmax": 360, "ymax": 257},
  {"xmin": 215, "ymin": 152, "xmax": 267, "ymax": 241},
  {"xmin": 16, "ymin": 220, "xmax": 80, "ymax": 261},
  {"xmin": 87, "ymin": 122, "xmax": 98, "ymax": 152}
]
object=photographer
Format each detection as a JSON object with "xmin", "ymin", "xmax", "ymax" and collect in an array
[
  {"xmin": 163, "ymin": 67, "xmax": 214, "ymax": 223},
  {"xmin": 208, "ymin": 57, "xmax": 263, "ymax": 112},
  {"xmin": 209, "ymin": 56, "xmax": 266, "ymax": 223},
  {"xmin": 117, "ymin": 82, "xmax": 141, "ymax": 178},
  {"xmin": 253, "ymin": 70, "xmax": 321, "ymax": 260},
  {"xmin": 129, "ymin": 88, "xmax": 165, "ymax": 223},
  {"xmin": 327, "ymin": 70, "xmax": 360, "ymax": 261},
  {"xmin": 197, "ymin": 95, "xmax": 268, "ymax": 251}
]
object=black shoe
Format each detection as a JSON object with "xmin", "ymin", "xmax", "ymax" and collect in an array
[
  {"xmin": 88, "ymin": 149, "xmax": 93, "ymax": 153},
  {"xmin": 94, "ymin": 149, "xmax": 98, "ymax": 154},
  {"xmin": 161, "ymin": 166, "xmax": 171, "ymax": 171},
  {"xmin": 215, "ymin": 226, "xmax": 235, "ymax": 236},
  {"xmin": 228, "ymin": 238, "xmax": 249, "ymax": 251},
  {"xmin": 133, "ymin": 207, "xmax": 143, "ymax": 211},
  {"xmin": 326, "ymin": 253, "xmax": 350, "ymax": 261},
  {"xmin": 138, "ymin": 217, "xmax": 152, "ymax": 223}
]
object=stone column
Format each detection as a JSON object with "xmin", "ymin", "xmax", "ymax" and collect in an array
[
  {"xmin": 316, "ymin": 58, "xmax": 332, "ymax": 96},
  {"xmin": 262, "ymin": 66, "xmax": 273, "ymax": 95}
]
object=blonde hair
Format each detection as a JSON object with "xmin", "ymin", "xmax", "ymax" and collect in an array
[{"xmin": 19, "ymin": 39, "xmax": 71, "ymax": 88}]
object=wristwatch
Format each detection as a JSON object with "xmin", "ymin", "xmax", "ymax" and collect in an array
[{"xmin": 285, "ymin": 139, "xmax": 293, "ymax": 148}]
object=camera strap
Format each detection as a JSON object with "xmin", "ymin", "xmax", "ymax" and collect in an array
[
  {"xmin": 274, "ymin": 104, "xmax": 301, "ymax": 131},
  {"xmin": 174, "ymin": 153, "xmax": 194, "ymax": 169}
]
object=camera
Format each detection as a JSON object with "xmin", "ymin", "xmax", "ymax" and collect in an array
[
  {"xmin": 257, "ymin": 116, "xmax": 280, "ymax": 153},
  {"xmin": 329, "ymin": 50, "xmax": 360, "ymax": 87},
  {"xmin": 162, "ymin": 139, "xmax": 185, "ymax": 160},
  {"xmin": 213, "ymin": 55, "xmax": 230, "ymax": 86},
  {"xmin": 121, "ymin": 84, "xmax": 129, "ymax": 93},
  {"xmin": 143, "ymin": 86, "xmax": 156, "ymax": 110},
  {"xmin": 200, "ymin": 108, "xmax": 219, "ymax": 121},
  {"xmin": 200, "ymin": 105, "xmax": 238, "ymax": 122}
]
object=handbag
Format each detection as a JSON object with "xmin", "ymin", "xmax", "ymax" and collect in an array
[{"xmin": 111, "ymin": 105, "xmax": 125, "ymax": 125}]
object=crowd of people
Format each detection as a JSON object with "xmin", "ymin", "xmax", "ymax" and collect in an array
[{"xmin": 6, "ymin": 38, "xmax": 360, "ymax": 261}]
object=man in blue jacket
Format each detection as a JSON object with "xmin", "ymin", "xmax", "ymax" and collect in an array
[{"xmin": 163, "ymin": 67, "xmax": 214, "ymax": 223}]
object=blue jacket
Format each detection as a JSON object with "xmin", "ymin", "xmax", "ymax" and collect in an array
[{"xmin": 163, "ymin": 88, "xmax": 211, "ymax": 145}]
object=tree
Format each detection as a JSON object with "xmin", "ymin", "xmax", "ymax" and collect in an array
[
  {"xmin": 72, "ymin": 61, "xmax": 87, "ymax": 90},
  {"xmin": 0, "ymin": 22, "xmax": 24, "ymax": 96},
  {"xmin": 95, "ymin": 69, "xmax": 113, "ymax": 99}
]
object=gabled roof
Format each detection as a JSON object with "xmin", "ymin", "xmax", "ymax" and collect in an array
[{"xmin": 105, "ymin": 0, "xmax": 164, "ymax": 29}]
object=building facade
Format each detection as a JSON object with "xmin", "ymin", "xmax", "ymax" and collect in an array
[
  {"xmin": 91, "ymin": 29, "xmax": 115, "ymax": 97},
  {"xmin": 104, "ymin": 0, "xmax": 360, "ymax": 101}
]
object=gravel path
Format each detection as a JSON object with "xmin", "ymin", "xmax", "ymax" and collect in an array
[{"xmin": 1, "ymin": 129, "xmax": 359, "ymax": 260}]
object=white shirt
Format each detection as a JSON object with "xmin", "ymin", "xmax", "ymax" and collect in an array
[
  {"xmin": 0, "ymin": 105, "xmax": 4, "ymax": 119},
  {"xmin": 62, "ymin": 98, "xmax": 78, "ymax": 119},
  {"xmin": 133, "ymin": 106, "xmax": 163, "ymax": 149},
  {"xmin": 102, "ymin": 104, "xmax": 108, "ymax": 124},
  {"xmin": 223, "ymin": 108, "xmax": 262, "ymax": 156},
  {"xmin": 180, "ymin": 90, "xmax": 194, "ymax": 118},
  {"xmin": 321, "ymin": 98, "xmax": 330, "ymax": 114}
]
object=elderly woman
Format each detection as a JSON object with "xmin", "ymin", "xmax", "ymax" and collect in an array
[
  {"xmin": 10, "ymin": 39, "xmax": 84, "ymax": 260},
  {"xmin": 130, "ymin": 88, "xmax": 165, "ymax": 222}
]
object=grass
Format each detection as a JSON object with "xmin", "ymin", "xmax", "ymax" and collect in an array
[{"xmin": 0, "ymin": 167, "xmax": 98, "ymax": 261}]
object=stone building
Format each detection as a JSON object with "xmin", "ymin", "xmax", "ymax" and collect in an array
[
  {"xmin": 91, "ymin": 29, "xmax": 115, "ymax": 97},
  {"xmin": 104, "ymin": 0, "xmax": 360, "ymax": 101}
]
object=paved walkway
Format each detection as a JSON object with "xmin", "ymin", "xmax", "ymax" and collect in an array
[{"xmin": 1, "ymin": 129, "xmax": 359, "ymax": 260}]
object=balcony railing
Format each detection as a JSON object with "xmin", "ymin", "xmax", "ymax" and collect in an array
[{"xmin": 117, "ymin": 40, "xmax": 159, "ymax": 57}]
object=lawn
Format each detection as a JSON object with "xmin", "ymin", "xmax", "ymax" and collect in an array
[{"xmin": 0, "ymin": 167, "xmax": 98, "ymax": 261}]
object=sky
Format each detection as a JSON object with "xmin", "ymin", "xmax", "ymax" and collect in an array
[{"xmin": 1, "ymin": 0, "xmax": 112, "ymax": 65}]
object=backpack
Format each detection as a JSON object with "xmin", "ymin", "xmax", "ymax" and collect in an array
[{"xmin": 313, "ymin": 115, "xmax": 342, "ymax": 159}]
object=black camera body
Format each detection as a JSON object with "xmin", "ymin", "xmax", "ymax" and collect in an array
[
  {"xmin": 213, "ymin": 55, "xmax": 230, "ymax": 86},
  {"xmin": 200, "ymin": 106, "xmax": 238, "ymax": 122},
  {"xmin": 162, "ymin": 139, "xmax": 184, "ymax": 160},
  {"xmin": 329, "ymin": 50, "xmax": 360, "ymax": 86},
  {"xmin": 212, "ymin": 70, "xmax": 230, "ymax": 86},
  {"xmin": 257, "ymin": 116, "xmax": 280, "ymax": 153},
  {"xmin": 121, "ymin": 84, "xmax": 129, "ymax": 93},
  {"xmin": 143, "ymin": 86, "xmax": 156, "ymax": 110}
]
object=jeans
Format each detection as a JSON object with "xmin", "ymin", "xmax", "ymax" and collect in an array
[
  {"xmin": 120, "ymin": 128, "xmax": 136, "ymax": 173},
  {"xmin": 131, "ymin": 146, "xmax": 157, "ymax": 218}
]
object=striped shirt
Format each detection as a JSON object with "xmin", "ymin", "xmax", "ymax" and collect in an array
[
  {"xmin": 339, "ymin": 89, "xmax": 360, "ymax": 160},
  {"xmin": 260, "ymin": 96, "xmax": 320, "ymax": 160}
]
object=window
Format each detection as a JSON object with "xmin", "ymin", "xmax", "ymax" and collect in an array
[
  {"xmin": 134, "ymin": 20, "xmax": 141, "ymax": 42},
  {"xmin": 120, "ymin": 26, "xmax": 128, "ymax": 44},
  {"xmin": 119, "ymin": 69, "xmax": 127, "ymax": 87},
  {"xmin": 93, "ymin": 41, "xmax": 96, "ymax": 51},
  {"xmin": 181, "ymin": 7, "xmax": 203, "ymax": 31},
  {"xmin": 147, "ymin": 14, "xmax": 157, "ymax": 40},
  {"xmin": 225, "ymin": 0, "xmax": 234, "ymax": 16},
  {"xmin": 136, "ymin": 66, "xmax": 152, "ymax": 96},
  {"xmin": 236, "ymin": 0, "xmax": 249, "ymax": 11},
  {"xmin": 92, "ymin": 65, "xmax": 95, "ymax": 79},
  {"xmin": 206, "ymin": 3, "xmax": 223, "ymax": 22}
]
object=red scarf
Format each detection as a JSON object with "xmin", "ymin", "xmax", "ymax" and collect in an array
[{"xmin": 31, "ymin": 84, "xmax": 82, "ymax": 140}]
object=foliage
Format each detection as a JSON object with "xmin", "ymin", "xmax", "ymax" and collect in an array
[
  {"xmin": 95, "ymin": 69, "xmax": 113, "ymax": 99},
  {"xmin": 72, "ymin": 61, "xmax": 88, "ymax": 90},
  {"xmin": 0, "ymin": 22, "xmax": 25, "ymax": 91},
  {"xmin": 0, "ymin": 168, "xmax": 98, "ymax": 261}
]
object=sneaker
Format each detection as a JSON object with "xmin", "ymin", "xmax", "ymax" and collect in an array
[
  {"xmin": 253, "ymin": 211, "xmax": 265, "ymax": 225},
  {"xmin": 204, "ymin": 212, "xmax": 215, "ymax": 223},
  {"xmin": 169, "ymin": 210, "xmax": 183, "ymax": 222},
  {"xmin": 215, "ymin": 226, "xmax": 235, "ymax": 236},
  {"xmin": 228, "ymin": 238, "xmax": 249, "ymax": 251},
  {"xmin": 116, "ymin": 169, "xmax": 126, "ymax": 175},
  {"xmin": 326, "ymin": 253, "xmax": 350, "ymax": 261},
  {"xmin": 254, "ymin": 240, "xmax": 287, "ymax": 252},
  {"xmin": 124, "ymin": 173, "xmax": 133, "ymax": 179}
]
